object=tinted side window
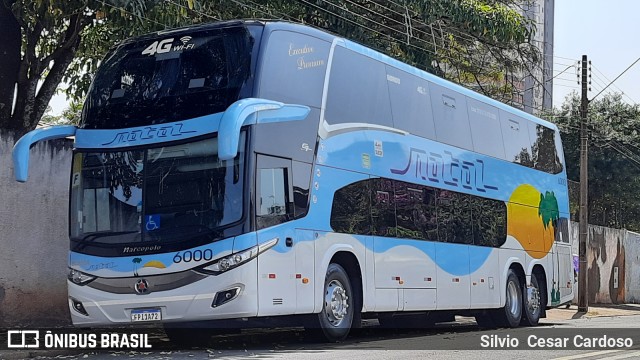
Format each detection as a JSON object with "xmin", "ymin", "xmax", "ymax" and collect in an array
[
  {"xmin": 371, "ymin": 178, "xmax": 397, "ymax": 237},
  {"xmin": 257, "ymin": 168, "xmax": 289, "ymax": 229},
  {"xmin": 330, "ymin": 180, "xmax": 371, "ymax": 235},
  {"xmin": 259, "ymin": 31, "xmax": 330, "ymax": 108},
  {"xmin": 292, "ymin": 161, "xmax": 311, "ymax": 218},
  {"xmin": 385, "ymin": 66, "xmax": 436, "ymax": 138},
  {"xmin": 325, "ymin": 47, "xmax": 392, "ymax": 127},
  {"xmin": 394, "ymin": 181, "xmax": 438, "ymax": 241},
  {"xmin": 468, "ymin": 98, "xmax": 505, "ymax": 159},
  {"xmin": 499, "ymin": 111, "xmax": 533, "ymax": 167},
  {"xmin": 554, "ymin": 130, "xmax": 565, "ymax": 173},
  {"xmin": 528, "ymin": 123, "xmax": 562, "ymax": 174},
  {"xmin": 430, "ymin": 84, "xmax": 473, "ymax": 150},
  {"xmin": 436, "ymin": 190, "xmax": 473, "ymax": 244},
  {"xmin": 471, "ymin": 197, "xmax": 507, "ymax": 247},
  {"xmin": 330, "ymin": 178, "xmax": 507, "ymax": 248},
  {"xmin": 256, "ymin": 156, "xmax": 293, "ymax": 230}
]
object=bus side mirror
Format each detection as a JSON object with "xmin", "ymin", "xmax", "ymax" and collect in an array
[
  {"xmin": 218, "ymin": 98, "xmax": 310, "ymax": 161},
  {"xmin": 12, "ymin": 125, "xmax": 77, "ymax": 182}
]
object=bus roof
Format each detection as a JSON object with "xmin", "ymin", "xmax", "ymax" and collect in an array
[
  {"xmin": 263, "ymin": 21, "xmax": 558, "ymax": 132},
  {"xmin": 118, "ymin": 19, "xmax": 557, "ymax": 131}
]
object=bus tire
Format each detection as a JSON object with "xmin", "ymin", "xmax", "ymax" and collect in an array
[
  {"xmin": 495, "ymin": 269, "xmax": 522, "ymax": 328},
  {"xmin": 317, "ymin": 263, "xmax": 354, "ymax": 342},
  {"xmin": 521, "ymin": 273, "xmax": 542, "ymax": 326}
]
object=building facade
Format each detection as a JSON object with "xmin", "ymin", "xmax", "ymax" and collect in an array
[{"xmin": 522, "ymin": 0, "xmax": 554, "ymax": 114}]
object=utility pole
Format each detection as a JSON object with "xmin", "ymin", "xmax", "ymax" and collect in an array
[{"xmin": 578, "ymin": 54, "xmax": 589, "ymax": 313}]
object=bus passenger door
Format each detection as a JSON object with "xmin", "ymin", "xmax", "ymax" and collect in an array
[{"xmin": 255, "ymin": 155, "xmax": 297, "ymax": 316}]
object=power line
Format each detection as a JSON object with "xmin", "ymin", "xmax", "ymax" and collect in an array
[
  {"xmin": 591, "ymin": 64, "xmax": 638, "ymax": 105},
  {"xmin": 591, "ymin": 56, "xmax": 640, "ymax": 101}
]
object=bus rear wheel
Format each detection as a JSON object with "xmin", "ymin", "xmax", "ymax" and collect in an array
[
  {"xmin": 521, "ymin": 274, "xmax": 542, "ymax": 326},
  {"xmin": 316, "ymin": 263, "xmax": 354, "ymax": 342}
]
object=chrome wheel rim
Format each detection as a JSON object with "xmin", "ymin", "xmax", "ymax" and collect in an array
[
  {"xmin": 324, "ymin": 279, "xmax": 349, "ymax": 327},
  {"xmin": 507, "ymin": 280, "xmax": 521, "ymax": 318},
  {"xmin": 527, "ymin": 284, "xmax": 541, "ymax": 315}
]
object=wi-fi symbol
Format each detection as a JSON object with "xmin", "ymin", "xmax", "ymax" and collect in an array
[{"xmin": 180, "ymin": 36, "xmax": 192, "ymax": 45}]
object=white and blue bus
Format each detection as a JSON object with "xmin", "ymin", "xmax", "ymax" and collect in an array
[{"xmin": 12, "ymin": 20, "xmax": 573, "ymax": 342}]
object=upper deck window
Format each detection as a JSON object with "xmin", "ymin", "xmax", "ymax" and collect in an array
[
  {"xmin": 324, "ymin": 46, "xmax": 393, "ymax": 127},
  {"xmin": 81, "ymin": 26, "xmax": 257, "ymax": 129}
]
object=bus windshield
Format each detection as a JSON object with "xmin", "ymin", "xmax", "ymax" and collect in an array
[
  {"xmin": 81, "ymin": 25, "xmax": 255, "ymax": 129},
  {"xmin": 69, "ymin": 135, "xmax": 245, "ymax": 254}
]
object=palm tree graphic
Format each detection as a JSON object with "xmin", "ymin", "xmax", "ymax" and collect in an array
[
  {"xmin": 538, "ymin": 191, "xmax": 559, "ymax": 229},
  {"xmin": 132, "ymin": 257, "xmax": 142, "ymax": 277}
]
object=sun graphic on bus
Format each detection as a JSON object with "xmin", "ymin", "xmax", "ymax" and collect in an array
[
  {"xmin": 142, "ymin": 260, "xmax": 167, "ymax": 269},
  {"xmin": 507, "ymin": 184, "xmax": 559, "ymax": 258}
]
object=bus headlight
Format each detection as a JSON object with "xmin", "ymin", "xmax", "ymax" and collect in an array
[
  {"xmin": 67, "ymin": 268, "xmax": 96, "ymax": 285},
  {"xmin": 197, "ymin": 237, "xmax": 278, "ymax": 275}
]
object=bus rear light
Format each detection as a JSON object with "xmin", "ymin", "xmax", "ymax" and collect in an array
[
  {"xmin": 67, "ymin": 268, "xmax": 96, "ymax": 286},
  {"xmin": 196, "ymin": 238, "xmax": 278, "ymax": 275}
]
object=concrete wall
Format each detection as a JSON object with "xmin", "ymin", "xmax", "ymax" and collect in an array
[
  {"xmin": 569, "ymin": 222, "xmax": 632, "ymax": 304},
  {"xmin": 624, "ymin": 231, "xmax": 640, "ymax": 303},
  {"xmin": 0, "ymin": 132, "xmax": 72, "ymax": 326}
]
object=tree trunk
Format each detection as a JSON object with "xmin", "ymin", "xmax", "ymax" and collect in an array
[{"xmin": 0, "ymin": 3, "xmax": 21, "ymax": 128}]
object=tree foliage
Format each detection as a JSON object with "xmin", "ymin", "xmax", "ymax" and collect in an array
[
  {"xmin": 0, "ymin": 0, "xmax": 194, "ymax": 135},
  {"xmin": 551, "ymin": 93, "xmax": 640, "ymax": 231},
  {"xmin": 0, "ymin": 0, "xmax": 539, "ymax": 135}
]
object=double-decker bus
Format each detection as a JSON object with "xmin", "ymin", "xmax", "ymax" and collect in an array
[{"xmin": 12, "ymin": 20, "xmax": 573, "ymax": 342}]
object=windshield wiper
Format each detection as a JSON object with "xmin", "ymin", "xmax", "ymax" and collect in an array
[{"xmin": 79, "ymin": 231, "xmax": 140, "ymax": 243}]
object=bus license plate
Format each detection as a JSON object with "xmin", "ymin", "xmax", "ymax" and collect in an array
[{"xmin": 131, "ymin": 309, "xmax": 162, "ymax": 322}]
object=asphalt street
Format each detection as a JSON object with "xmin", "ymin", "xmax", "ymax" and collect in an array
[{"xmin": 2, "ymin": 312, "xmax": 640, "ymax": 360}]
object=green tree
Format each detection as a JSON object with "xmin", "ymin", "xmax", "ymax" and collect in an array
[
  {"xmin": 0, "ymin": 0, "xmax": 192, "ymax": 136},
  {"xmin": 550, "ymin": 93, "xmax": 640, "ymax": 231},
  {"xmin": 1, "ymin": 0, "xmax": 538, "ymax": 135},
  {"xmin": 39, "ymin": 100, "xmax": 83, "ymax": 125}
]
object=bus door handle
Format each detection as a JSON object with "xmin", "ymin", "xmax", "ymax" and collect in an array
[{"xmin": 285, "ymin": 237, "xmax": 293, "ymax": 247}]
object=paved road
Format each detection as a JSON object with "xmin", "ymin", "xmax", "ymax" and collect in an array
[{"xmin": 3, "ymin": 314, "xmax": 640, "ymax": 360}]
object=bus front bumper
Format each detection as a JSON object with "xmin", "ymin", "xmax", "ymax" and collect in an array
[{"xmin": 68, "ymin": 261, "xmax": 258, "ymax": 326}]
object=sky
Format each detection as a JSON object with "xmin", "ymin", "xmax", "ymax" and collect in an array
[
  {"xmin": 48, "ymin": 0, "xmax": 640, "ymax": 115},
  {"xmin": 552, "ymin": 0, "xmax": 640, "ymax": 108}
]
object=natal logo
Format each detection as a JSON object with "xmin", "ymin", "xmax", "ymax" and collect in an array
[{"xmin": 507, "ymin": 184, "xmax": 560, "ymax": 258}]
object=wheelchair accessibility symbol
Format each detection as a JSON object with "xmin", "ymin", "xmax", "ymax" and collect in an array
[{"xmin": 145, "ymin": 215, "xmax": 161, "ymax": 231}]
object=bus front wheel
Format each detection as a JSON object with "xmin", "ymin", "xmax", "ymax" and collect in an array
[{"xmin": 316, "ymin": 263, "xmax": 354, "ymax": 342}]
